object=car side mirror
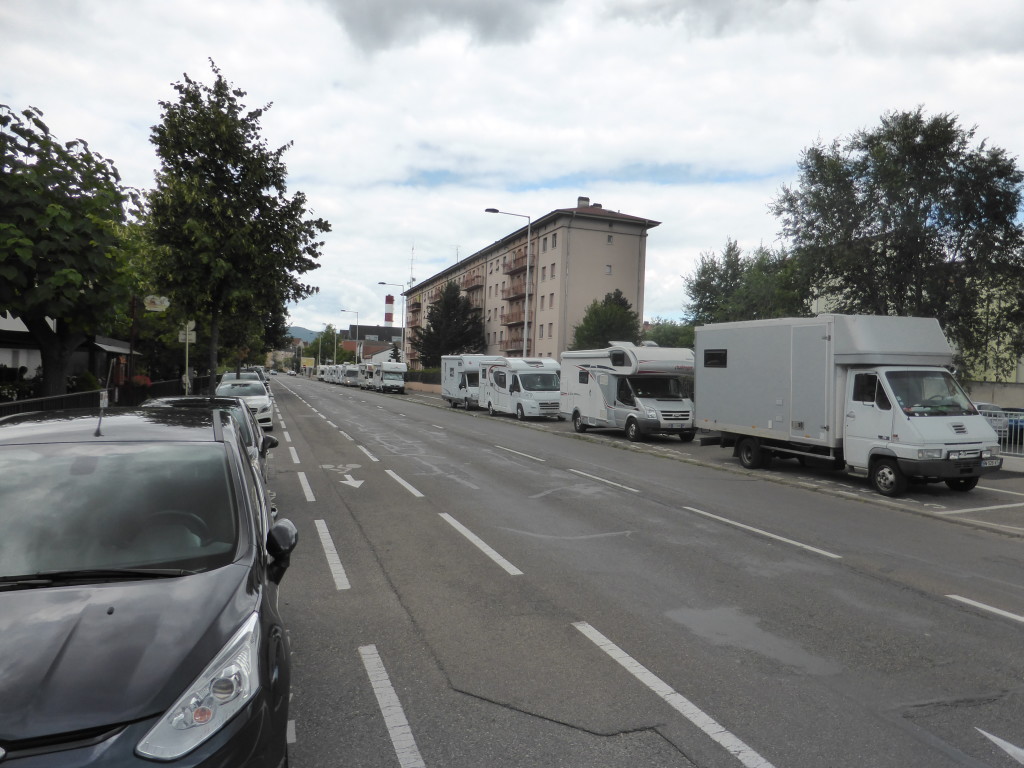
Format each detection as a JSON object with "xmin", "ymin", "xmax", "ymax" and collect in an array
[
  {"xmin": 267, "ymin": 518, "xmax": 298, "ymax": 584},
  {"xmin": 261, "ymin": 434, "xmax": 279, "ymax": 455}
]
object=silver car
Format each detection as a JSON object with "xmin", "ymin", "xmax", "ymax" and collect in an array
[{"xmin": 216, "ymin": 381, "xmax": 274, "ymax": 430}]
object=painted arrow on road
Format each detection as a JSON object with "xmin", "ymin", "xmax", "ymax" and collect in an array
[
  {"xmin": 977, "ymin": 729, "xmax": 1024, "ymax": 764},
  {"xmin": 339, "ymin": 474, "xmax": 364, "ymax": 488}
]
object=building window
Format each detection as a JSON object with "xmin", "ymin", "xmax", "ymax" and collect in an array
[
  {"xmin": 500, "ymin": 330, "xmax": 504, "ymax": 341},
  {"xmin": 549, "ymin": 293, "xmax": 554, "ymax": 308},
  {"xmin": 548, "ymin": 323, "xmax": 553, "ymax": 337},
  {"xmin": 551, "ymin": 262, "xmax": 556, "ymax": 278},
  {"xmin": 541, "ymin": 265, "xmax": 547, "ymax": 281},
  {"xmin": 542, "ymin": 236, "xmax": 548, "ymax": 252},
  {"xmin": 539, "ymin": 325, "xmax": 544, "ymax": 338},
  {"xmin": 605, "ymin": 265, "xmax": 612, "ymax": 275},
  {"xmin": 607, "ymin": 235, "xmax": 613, "ymax": 244},
  {"xmin": 551, "ymin": 233, "xmax": 557, "ymax": 248},
  {"xmin": 540, "ymin": 295, "xmax": 545, "ymax": 310}
]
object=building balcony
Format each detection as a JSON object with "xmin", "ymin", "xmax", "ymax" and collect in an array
[
  {"xmin": 460, "ymin": 274, "xmax": 484, "ymax": 291},
  {"xmin": 502, "ymin": 334, "xmax": 531, "ymax": 355},
  {"xmin": 500, "ymin": 310, "xmax": 533, "ymax": 327},
  {"xmin": 501, "ymin": 253, "xmax": 528, "ymax": 275},
  {"xmin": 501, "ymin": 279, "xmax": 533, "ymax": 300}
]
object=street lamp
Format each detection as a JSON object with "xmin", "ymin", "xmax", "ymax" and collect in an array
[
  {"xmin": 318, "ymin": 322, "xmax": 326, "ymax": 373},
  {"xmin": 485, "ymin": 207, "xmax": 532, "ymax": 357},
  {"xmin": 340, "ymin": 309, "xmax": 359, "ymax": 362},
  {"xmin": 378, "ymin": 281, "xmax": 406, "ymax": 363}
]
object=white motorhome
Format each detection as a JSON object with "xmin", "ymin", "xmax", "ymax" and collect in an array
[
  {"xmin": 441, "ymin": 354, "xmax": 503, "ymax": 409},
  {"xmin": 317, "ymin": 365, "xmax": 326, "ymax": 381},
  {"xmin": 357, "ymin": 363, "xmax": 375, "ymax": 390},
  {"xmin": 560, "ymin": 342, "xmax": 697, "ymax": 442},
  {"xmin": 373, "ymin": 361, "xmax": 408, "ymax": 394},
  {"xmin": 480, "ymin": 358, "xmax": 562, "ymax": 420},
  {"xmin": 695, "ymin": 314, "xmax": 1002, "ymax": 496},
  {"xmin": 341, "ymin": 364, "xmax": 360, "ymax": 387}
]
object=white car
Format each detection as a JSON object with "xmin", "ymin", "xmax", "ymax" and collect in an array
[{"xmin": 216, "ymin": 380, "xmax": 274, "ymax": 430}]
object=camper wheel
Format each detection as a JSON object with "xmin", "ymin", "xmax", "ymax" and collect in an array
[
  {"xmin": 572, "ymin": 412, "xmax": 587, "ymax": 433},
  {"xmin": 488, "ymin": 402, "xmax": 496, "ymax": 416},
  {"xmin": 625, "ymin": 419, "xmax": 642, "ymax": 442},
  {"xmin": 679, "ymin": 431, "xmax": 695, "ymax": 443},
  {"xmin": 516, "ymin": 405, "xmax": 526, "ymax": 421}
]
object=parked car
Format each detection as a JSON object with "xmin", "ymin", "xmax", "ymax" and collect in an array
[
  {"xmin": 973, "ymin": 402, "xmax": 1008, "ymax": 439},
  {"xmin": 142, "ymin": 395, "xmax": 278, "ymax": 482},
  {"xmin": 0, "ymin": 407, "xmax": 298, "ymax": 766},
  {"xmin": 1002, "ymin": 407, "xmax": 1024, "ymax": 445},
  {"xmin": 215, "ymin": 380, "xmax": 274, "ymax": 430},
  {"xmin": 219, "ymin": 370, "xmax": 261, "ymax": 383}
]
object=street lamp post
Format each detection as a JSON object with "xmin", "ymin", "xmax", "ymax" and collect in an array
[
  {"xmin": 378, "ymin": 281, "xmax": 406, "ymax": 363},
  {"xmin": 318, "ymin": 322, "xmax": 326, "ymax": 374},
  {"xmin": 485, "ymin": 207, "xmax": 532, "ymax": 357},
  {"xmin": 340, "ymin": 309, "xmax": 359, "ymax": 362}
]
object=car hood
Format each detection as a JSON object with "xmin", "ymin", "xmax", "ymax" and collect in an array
[{"xmin": 0, "ymin": 564, "xmax": 257, "ymax": 740}]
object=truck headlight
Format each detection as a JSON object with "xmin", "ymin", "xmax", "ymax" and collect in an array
[
  {"xmin": 917, "ymin": 449, "xmax": 943, "ymax": 460},
  {"xmin": 136, "ymin": 613, "xmax": 260, "ymax": 759},
  {"xmin": 984, "ymin": 446, "xmax": 1000, "ymax": 457},
  {"xmin": 645, "ymin": 408, "xmax": 658, "ymax": 419}
]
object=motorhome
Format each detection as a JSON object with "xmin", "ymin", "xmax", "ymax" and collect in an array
[
  {"xmin": 695, "ymin": 314, "xmax": 1002, "ymax": 496},
  {"xmin": 372, "ymin": 361, "xmax": 408, "ymax": 394},
  {"xmin": 341, "ymin": 364, "xmax": 360, "ymax": 387},
  {"xmin": 357, "ymin": 363, "xmax": 375, "ymax": 390},
  {"xmin": 560, "ymin": 342, "xmax": 696, "ymax": 442},
  {"xmin": 441, "ymin": 354, "xmax": 503, "ymax": 409},
  {"xmin": 479, "ymin": 358, "xmax": 562, "ymax": 419}
]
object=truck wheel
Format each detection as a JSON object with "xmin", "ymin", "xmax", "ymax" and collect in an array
[
  {"xmin": 449, "ymin": 399, "xmax": 457, "ymax": 408},
  {"xmin": 573, "ymin": 412, "xmax": 587, "ymax": 433},
  {"xmin": 737, "ymin": 437, "xmax": 765, "ymax": 469},
  {"xmin": 516, "ymin": 405, "xmax": 526, "ymax": 421},
  {"xmin": 488, "ymin": 403, "xmax": 496, "ymax": 416},
  {"xmin": 944, "ymin": 477, "xmax": 979, "ymax": 492},
  {"xmin": 625, "ymin": 419, "xmax": 641, "ymax": 442},
  {"xmin": 870, "ymin": 458, "xmax": 907, "ymax": 497},
  {"xmin": 679, "ymin": 431, "xmax": 695, "ymax": 443}
]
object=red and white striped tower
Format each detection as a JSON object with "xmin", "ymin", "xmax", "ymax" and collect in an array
[{"xmin": 384, "ymin": 295, "xmax": 395, "ymax": 327}]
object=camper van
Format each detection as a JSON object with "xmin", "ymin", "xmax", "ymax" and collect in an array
[
  {"xmin": 560, "ymin": 342, "xmax": 696, "ymax": 442},
  {"xmin": 480, "ymin": 358, "xmax": 562, "ymax": 420},
  {"xmin": 695, "ymin": 314, "xmax": 1002, "ymax": 496},
  {"xmin": 441, "ymin": 354, "xmax": 503, "ymax": 409},
  {"xmin": 341, "ymin": 364, "xmax": 360, "ymax": 387},
  {"xmin": 372, "ymin": 361, "xmax": 408, "ymax": 394},
  {"xmin": 357, "ymin": 363, "xmax": 376, "ymax": 390}
]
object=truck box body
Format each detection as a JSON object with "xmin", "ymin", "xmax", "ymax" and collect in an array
[
  {"xmin": 372, "ymin": 361, "xmax": 407, "ymax": 393},
  {"xmin": 479, "ymin": 358, "xmax": 561, "ymax": 419},
  {"xmin": 441, "ymin": 355, "xmax": 503, "ymax": 409},
  {"xmin": 560, "ymin": 342, "xmax": 696, "ymax": 441},
  {"xmin": 695, "ymin": 314, "xmax": 1002, "ymax": 495}
]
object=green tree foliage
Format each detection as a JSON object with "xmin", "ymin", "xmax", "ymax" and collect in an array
[
  {"xmin": 683, "ymin": 238, "xmax": 808, "ymax": 325},
  {"xmin": 0, "ymin": 105, "xmax": 134, "ymax": 396},
  {"xmin": 570, "ymin": 290, "xmax": 641, "ymax": 349},
  {"xmin": 643, "ymin": 318, "xmax": 694, "ymax": 348},
  {"xmin": 771, "ymin": 107, "xmax": 1024, "ymax": 378},
  {"xmin": 147, "ymin": 62, "xmax": 329, "ymax": 388},
  {"xmin": 410, "ymin": 281, "xmax": 484, "ymax": 367}
]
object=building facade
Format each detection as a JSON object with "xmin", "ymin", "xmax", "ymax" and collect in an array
[{"xmin": 404, "ymin": 196, "xmax": 659, "ymax": 367}]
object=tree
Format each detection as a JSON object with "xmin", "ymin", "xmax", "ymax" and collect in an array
[
  {"xmin": 683, "ymin": 239, "xmax": 808, "ymax": 325},
  {"xmin": 0, "ymin": 105, "xmax": 136, "ymax": 396},
  {"xmin": 570, "ymin": 290, "xmax": 641, "ymax": 349},
  {"xmin": 147, "ymin": 62, "xmax": 329, "ymax": 389},
  {"xmin": 771, "ymin": 107, "xmax": 1024, "ymax": 378},
  {"xmin": 410, "ymin": 281, "xmax": 484, "ymax": 367},
  {"xmin": 643, "ymin": 318, "xmax": 694, "ymax": 348}
]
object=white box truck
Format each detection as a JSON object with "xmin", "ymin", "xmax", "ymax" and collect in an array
[
  {"xmin": 695, "ymin": 314, "xmax": 1002, "ymax": 496},
  {"xmin": 441, "ymin": 354, "xmax": 503, "ymax": 409},
  {"xmin": 372, "ymin": 361, "xmax": 407, "ymax": 393},
  {"xmin": 480, "ymin": 358, "xmax": 562, "ymax": 420},
  {"xmin": 560, "ymin": 342, "xmax": 697, "ymax": 442}
]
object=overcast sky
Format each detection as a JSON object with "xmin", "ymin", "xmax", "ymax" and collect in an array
[{"xmin": 3, "ymin": 0, "xmax": 1023, "ymax": 332}]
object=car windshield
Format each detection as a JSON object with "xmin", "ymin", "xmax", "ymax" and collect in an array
[
  {"xmin": 222, "ymin": 372, "xmax": 259, "ymax": 381},
  {"xmin": 519, "ymin": 372, "xmax": 560, "ymax": 391},
  {"xmin": 216, "ymin": 382, "xmax": 266, "ymax": 397},
  {"xmin": 383, "ymin": 372, "xmax": 403, "ymax": 380},
  {"xmin": 628, "ymin": 376, "xmax": 683, "ymax": 399},
  {"xmin": 0, "ymin": 443, "xmax": 238, "ymax": 578},
  {"xmin": 885, "ymin": 370, "xmax": 975, "ymax": 416}
]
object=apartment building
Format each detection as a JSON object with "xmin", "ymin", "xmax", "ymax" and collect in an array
[{"xmin": 404, "ymin": 196, "xmax": 660, "ymax": 366}]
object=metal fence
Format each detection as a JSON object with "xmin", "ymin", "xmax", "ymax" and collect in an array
[
  {"xmin": 0, "ymin": 376, "xmax": 213, "ymax": 419},
  {"xmin": 977, "ymin": 406, "xmax": 1024, "ymax": 457}
]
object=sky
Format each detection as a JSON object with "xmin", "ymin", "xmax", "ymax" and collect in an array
[{"xmin": 3, "ymin": 0, "xmax": 1023, "ymax": 333}]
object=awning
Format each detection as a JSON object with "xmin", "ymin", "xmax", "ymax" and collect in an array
[{"xmin": 93, "ymin": 337, "xmax": 139, "ymax": 355}]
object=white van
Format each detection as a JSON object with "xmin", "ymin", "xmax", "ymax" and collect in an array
[
  {"xmin": 372, "ymin": 361, "xmax": 408, "ymax": 394},
  {"xmin": 341, "ymin": 364, "xmax": 360, "ymax": 387},
  {"xmin": 480, "ymin": 358, "xmax": 562, "ymax": 420},
  {"xmin": 441, "ymin": 354, "xmax": 503, "ymax": 409}
]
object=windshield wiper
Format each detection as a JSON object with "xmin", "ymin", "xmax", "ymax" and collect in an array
[{"xmin": 0, "ymin": 568, "xmax": 190, "ymax": 589}]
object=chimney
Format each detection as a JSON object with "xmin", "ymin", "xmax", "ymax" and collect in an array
[
  {"xmin": 592, "ymin": 202, "xmax": 602, "ymax": 209},
  {"xmin": 384, "ymin": 295, "xmax": 394, "ymax": 327},
  {"xmin": 577, "ymin": 196, "xmax": 590, "ymax": 208}
]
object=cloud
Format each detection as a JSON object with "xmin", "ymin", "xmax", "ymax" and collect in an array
[{"xmin": 316, "ymin": 0, "xmax": 564, "ymax": 52}]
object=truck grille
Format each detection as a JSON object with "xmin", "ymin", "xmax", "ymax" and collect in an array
[
  {"xmin": 661, "ymin": 411, "xmax": 691, "ymax": 422},
  {"xmin": 539, "ymin": 402, "xmax": 559, "ymax": 412}
]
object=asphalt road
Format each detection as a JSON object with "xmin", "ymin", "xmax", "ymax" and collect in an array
[{"xmin": 268, "ymin": 375, "xmax": 1024, "ymax": 768}]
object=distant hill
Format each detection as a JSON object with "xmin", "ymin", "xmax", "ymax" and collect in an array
[{"xmin": 288, "ymin": 326, "xmax": 318, "ymax": 344}]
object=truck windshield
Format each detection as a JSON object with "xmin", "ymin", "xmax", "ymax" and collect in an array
[
  {"xmin": 466, "ymin": 373, "xmax": 479, "ymax": 387},
  {"xmin": 519, "ymin": 372, "xmax": 560, "ymax": 391},
  {"xmin": 885, "ymin": 370, "xmax": 975, "ymax": 416},
  {"xmin": 383, "ymin": 372, "xmax": 403, "ymax": 380},
  {"xmin": 628, "ymin": 376, "xmax": 683, "ymax": 399}
]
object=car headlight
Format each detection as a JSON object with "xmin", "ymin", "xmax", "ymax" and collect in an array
[
  {"xmin": 136, "ymin": 613, "xmax": 260, "ymax": 760},
  {"xmin": 917, "ymin": 448, "xmax": 943, "ymax": 460},
  {"xmin": 984, "ymin": 446, "xmax": 1000, "ymax": 457},
  {"xmin": 645, "ymin": 408, "xmax": 658, "ymax": 420}
]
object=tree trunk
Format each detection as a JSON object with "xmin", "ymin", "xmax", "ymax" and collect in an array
[{"xmin": 22, "ymin": 315, "xmax": 86, "ymax": 397}]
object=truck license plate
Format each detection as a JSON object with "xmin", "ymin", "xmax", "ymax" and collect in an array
[{"xmin": 982, "ymin": 459, "xmax": 1000, "ymax": 467}]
